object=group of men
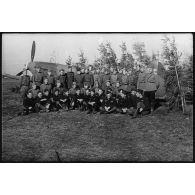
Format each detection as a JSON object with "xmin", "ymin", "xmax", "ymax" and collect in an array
[{"xmin": 19, "ymin": 63, "xmax": 165, "ymax": 118}]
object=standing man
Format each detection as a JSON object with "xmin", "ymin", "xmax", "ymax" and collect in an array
[
  {"xmin": 101, "ymin": 69, "xmax": 111, "ymax": 91},
  {"xmin": 19, "ymin": 68, "xmax": 31, "ymax": 99},
  {"xmin": 67, "ymin": 66, "xmax": 75, "ymax": 90},
  {"xmin": 31, "ymin": 64, "xmax": 44, "ymax": 90},
  {"xmin": 83, "ymin": 68, "xmax": 94, "ymax": 88},
  {"xmin": 56, "ymin": 69, "xmax": 67, "ymax": 90},
  {"xmin": 46, "ymin": 69, "xmax": 55, "ymax": 90},
  {"xmin": 137, "ymin": 65, "xmax": 146, "ymax": 95},
  {"xmin": 144, "ymin": 65, "xmax": 159, "ymax": 113},
  {"xmin": 74, "ymin": 67, "xmax": 84, "ymax": 88}
]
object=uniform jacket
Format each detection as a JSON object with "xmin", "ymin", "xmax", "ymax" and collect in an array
[
  {"xmin": 93, "ymin": 74, "xmax": 101, "ymax": 85},
  {"xmin": 117, "ymin": 96, "xmax": 129, "ymax": 109},
  {"xmin": 35, "ymin": 96, "xmax": 47, "ymax": 106},
  {"xmin": 67, "ymin": 72, "xmax": 75, "ymax": 89},
  {"xmin": 60, "ymin": 94, "xmax": 71, "ymax": 104},
  {"xmin": 52, "ymin": 87, "xmax": 64, "ymax": 95},
  {"xmin": 42, "ymin": 94, "xmax": 51, "ymax": 105},
  {"xmin": 74, "ymin": 74, "xmax": 84, "ymax": 88},
  {"xmin": 23, "ymin": 97, "xmax": 35, "ymax": 108},
  {"xmin": 19, "ymin": 75, "xmax": 31, "ymax": 87},
  {"xmin": 52, "ymin": 94, "xmax": 61, "ymax": 102},
  {"xmin": 30, "ymin": 89, "xmax": 39, "ymax": 98},
  {"xmin": 83, "ymin": 73, "xmax": 94, "ymax": 87},
  {"xmin": 137, "ymin": 72, "xmax": 146, "ymax": 91},
  {"xmin": 69, "ymin": 88, "xmax": 77, "ymax": 97},
  {"xmin": 46, "ymin": 75, "xmax": 55, "ymax": 88},
  {"xmin": 101, "ymin": 74, "xmax": 111, "ymax": 90},
  {"xmin": 56, "ymin": 74, "xmax": 67, "ymax": 89},
  {"xmin": 144, "ymin": 73, "xmax": 159, "ymax": 92},
  {"xmin": 102, "ymin": 96, "xmax": 116, "ymax": 108},
  {"xmin": 110, "ymin": 74, "xmax": 118, "ymax": 85},
  {"xmin": 32, "ymin": 71, "xmax": 44, "ymax": 86},
  {"xmin": 40, "ymin": 84, "xmax": 52, "ymax": 93},
  {"xmin": 96, "ymin": 93, "xmax": 105, "ymax": 107}
]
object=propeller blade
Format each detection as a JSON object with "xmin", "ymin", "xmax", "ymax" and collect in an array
[
  {"xmin": 16, "ymin": 71, "xmax": 24, "ymax": 76},
  {"xmin": 16, "ymin": 68, "xmax": 29, "ymax": 76},
  {"xmin": 31, "ymin": 41, "xmax": 36, "ymax": 62}
]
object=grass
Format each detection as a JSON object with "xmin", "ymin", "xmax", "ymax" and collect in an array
[{"xmin": 1, "ymin": 78, "xmax": 193, "ymax": 162}]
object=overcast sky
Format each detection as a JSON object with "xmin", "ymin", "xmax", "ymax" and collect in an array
[{"xmin": 2, "ymin": 33, "xmax": 193, "ymax": 75}]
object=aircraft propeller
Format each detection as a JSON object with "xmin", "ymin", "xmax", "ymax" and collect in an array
[{"xmin": 16, "ymin": 41, "xmax": 36, "ymax": 76}]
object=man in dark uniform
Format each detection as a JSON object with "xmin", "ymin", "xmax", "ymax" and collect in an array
[
  {"xmin": 87, "ymin": 89, "xmax": 98, "ymax": 114},
  {"xmin": 19, "ymin": 68, "xmax": 31, "ymax": 99},
  {"xmin": 116, "ymin": 90, "xmax": 129, "ymax": 114},
  {"xmin": 60, "ymin": 90, "xmax": 71, "ymax": 111},
  {"xmin": 32, "ymin": 65, "xmax": 44, "ymax": 90},
  {"xmin": 72, "ymin": 88, "xmax": 84, "ymax": 111},
  {"xmin": 74, "ymin": 68, "xmax": 84, "ymax": 88},
  {"xmin": 83, "ymin": 68, "xmax": 94, "ymax": 88},
  {"xmin": 82, "ymin": 88, "xmax": 90, "ymax": 111},
  {"xmin": 67, "ymin": 66, "xmax": 75, "ymax": 90},
  {"xmin": 22, "ymin": 91, "xmax": 35, "ymax": 115},
  {"xmin": 56, "ymin": 69, "xmax": 67, "ymax": 89},
  {"xmin": 100, "ymin": 91, "xmax": 116, "ymax": 114},
  {"xmin": 96, "ymin": 88, "xmax": 105, "ymax": 112},
  {"xmin": 46, "ymin": 69, "xmax": 55, "ymax": 90},
  {"xmin": 34, "ymin": 91, "xmax": 47, "ymax": 113},
  {"xmin": 51, "ymin": 89, "xmax": 62, "ymax": 111},
  {"xmin": 104, "ymin": 80, "xmax": 114, "ymax": 94}
]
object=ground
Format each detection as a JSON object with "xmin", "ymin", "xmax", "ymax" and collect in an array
[{"xmin": 1, "ymin": 78, "xmax": 193, "ymax": 162}]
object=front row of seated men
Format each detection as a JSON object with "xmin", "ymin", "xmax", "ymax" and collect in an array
[{"xmin": 21, "ymin": 80, "xmax": 146, "ymax": 119}]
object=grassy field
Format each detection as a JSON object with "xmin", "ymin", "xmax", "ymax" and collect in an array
[{"xmin": 2, "ymin": 78, "xmax": 193, "ymax": 162}]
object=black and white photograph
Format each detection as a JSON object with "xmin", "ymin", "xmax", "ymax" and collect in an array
[{"xmin": 1, "ymin": 33, "xmax": 193, "ymax": 162}]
